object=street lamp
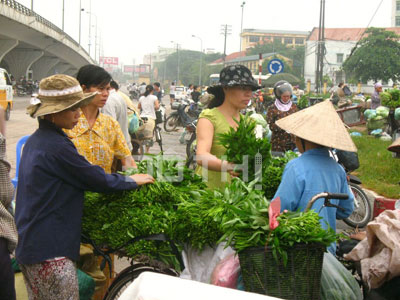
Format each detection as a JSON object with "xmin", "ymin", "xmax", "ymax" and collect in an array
[
  {"xmin": 87, "ymin": 11, "xmax": 98, "ymax": 61},
  {"xmin": 171, "ymin": 41, "xmax": 180, "ymax": 84},
  {"xmin": 192, "ymin": 35, "xmax": 203, "ymax": 87},
  {"xmin": 240, "ymin": 1, "xmax": 246, "ymax": 52}
]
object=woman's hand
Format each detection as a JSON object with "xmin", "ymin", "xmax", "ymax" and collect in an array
[
  {"xmin": 129, "ymin": 174, "xmax": 155, "ymax": 185},
  {"xmin": 224, "ymin": 161, "xmax": 240, "ymax": 177}
]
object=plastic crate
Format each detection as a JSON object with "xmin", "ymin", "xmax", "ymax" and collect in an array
[{"xmin": 238, "ymin": 243, "xmax": 324, "ymax": 299}]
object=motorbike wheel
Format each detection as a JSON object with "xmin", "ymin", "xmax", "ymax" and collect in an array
[
  {"xmin": 343, "ymin": 183, "xmax": 371, "ymax": 228},
  {"xmin": 186, "ymin": 132, "xmax": 196, "ymax": 158},
  {"xmin": 164, "ymin": 114, "xmax": 179, "ymax": 132}
]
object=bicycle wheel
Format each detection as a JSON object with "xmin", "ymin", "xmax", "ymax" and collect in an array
[
  {"xmin": 103, "ymin": 264, "xmax": 179, "ymax": 300},
  {"xmin": 164, "ymin": 115, "xmax": 179, "ymax": 132},
  {"xmin": 131, "ymin": 139, "xmax": 144, "ymax": 161},
  {"xmin": 343, "ymin": 183, "xmax": 371, "ymax": 228},
  {"xmin": 154, "ymin": 126, "xmax": 163, "ymax": 152}
]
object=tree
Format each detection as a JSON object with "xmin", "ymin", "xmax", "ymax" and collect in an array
[
  {"xmin": 342, "ymin": 27, "xmax": 400, "ymax": 83},
  {"xmin": 153, "ymin": 51, "xmax": 222, "ymax": 86}
]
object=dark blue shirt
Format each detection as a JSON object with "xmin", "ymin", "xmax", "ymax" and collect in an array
[{"xmin": 15, "ymin": 119, "xmax": 138, "ymax": 264}]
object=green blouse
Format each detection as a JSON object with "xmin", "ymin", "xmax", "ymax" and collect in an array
[{"xmin": 195, "ymin": 108, "xmax": 232, "ymax": 189}]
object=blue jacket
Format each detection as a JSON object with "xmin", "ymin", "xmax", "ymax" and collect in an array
[
  {"xmin": 273, "ymin": 148, "xmax": 354, "ymax": 254},
  {"xmin": 15, "ymin": 119, "xmax": 138, "ymax": 264}
]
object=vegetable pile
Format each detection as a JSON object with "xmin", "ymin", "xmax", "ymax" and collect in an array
[
  {"xmin": 381, "ymin": 89, "xmax": 400, "ymax": 109},
  {"xmin": 82, "ymin": 156, "xmax": 219, "ymax": 268},
  {"xmin": 213, "ymin": 179, "xmax": 339, "ymax": 266},
  {"xmin": 364, "ymin": 106, "xmax": 389, "ymax": 121}
]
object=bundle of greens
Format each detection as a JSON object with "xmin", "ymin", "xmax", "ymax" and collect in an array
[
  {"xmin": 381, "ymin": 89, "xmax": 400, "ymax": 109},
  {"xmin": 217, "ymin": 115, "xmax": 293, "ymax": 199},
  {"xmin": 82, "ymin": 155, "xmax": 215, "ymax": 268},
  {"xmin": 218, "ymin": 115, "xmax": 271, "ymax": 185},
  {"xmin": 297, "ymin": 95, "xmax": 309, "ymax": 110},
  {"xmin": 215, "ymin": 180, "xmax": 339, "ymax": 265}
]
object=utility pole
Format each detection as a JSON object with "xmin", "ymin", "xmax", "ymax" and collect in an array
[
  {"xmin": 240, "ymin": 2, "xmax": 246, "ymax": 52},
  {"xmin": 88, "ymin": 0, "xmax": 92, "ymax": 56},
  {"xmin": 315, "ymin": 0, "xmax": 325, "ymax": 93},
  {"xmin": 221, "ymin": 24, "xmax": 232, "ymax": 66},
  {"xmin": 62, "ymin": 0, "xmax": 65, "ymax": 31}
]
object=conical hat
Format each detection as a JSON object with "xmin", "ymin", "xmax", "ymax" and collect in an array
[
  {"xmin": 276, "ymin": 100, "xmax": 357, "ymax": 152},
  {"xmin": 388, "ymin": 137, "xmax": 400, "ymax": 153}
]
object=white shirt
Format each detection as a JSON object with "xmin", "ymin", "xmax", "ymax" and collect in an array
[
  {"xmin": 101, "ymin": 89, "xmax": 132, "ymax": 150},
  {"xmin": 139, "ymin": 95, "xmax": 158, "ymax": 120},
  {"xmin": 139, "ymin": 84, "xmax": 146, "ymax": 95}
]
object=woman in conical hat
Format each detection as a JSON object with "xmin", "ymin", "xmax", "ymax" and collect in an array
[
  {"xmin": 272, "ymin": 100, "xmax": 356, "ymax": 254},
  {"xmin": 17, "ymin": 74, "xmax": 155, "ymax": 299}
]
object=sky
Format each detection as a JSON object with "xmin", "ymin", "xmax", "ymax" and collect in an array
[{"xmin": 18, "ymin": 0, "xmax": 391, "ymax": 66}]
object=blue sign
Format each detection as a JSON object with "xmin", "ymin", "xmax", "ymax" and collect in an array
[{"xmin": 267, "ymin": 59, "xmax": 284, "ymax": 74}]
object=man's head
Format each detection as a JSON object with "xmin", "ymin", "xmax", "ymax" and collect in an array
[
  {"xmin": 153, "ymin": 82, "xmax": 161, "ymax": 91},
  {"xmin": 110, "ymin": 80, "xmax": 119, "ymax": 91},
  {"xmin": 76, "ymin": 64, "xmax": 112, "ymax": 108}
]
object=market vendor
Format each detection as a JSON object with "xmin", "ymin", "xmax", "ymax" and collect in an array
[
  {"xmin": 15, "ymin": 74, "xmax": 155, "ymax": 299},
  {"xmin": 196, "ymin": 64, "xmax": 261, "ymax": 189},
  {"xmin": 266, "ymin": 80, "xmax": 298, "ymax": 153},
  {"xmin": 65, "ymin": 64, "xmax": 137, "ymax": 173},
  {"xmin": 371, "ymin": 82, "xmax": 383, "ymax": 109},
  {"xmin": 272, "ymin": 100, "xmax": 355, "ymax": 254}
]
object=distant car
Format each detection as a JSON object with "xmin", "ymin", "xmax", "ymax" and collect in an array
[
  {"xmin": 174, "ymin": 86, "xmax": 187, "ymax": 100},
  {"xmin": 0, "ymin": 68, "xmax": 13, "ymax": 121}
]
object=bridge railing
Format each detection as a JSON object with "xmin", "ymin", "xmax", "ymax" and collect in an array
[{"xmin": 0, "ymin": 0, "xmax": 90, "ymax": 57}]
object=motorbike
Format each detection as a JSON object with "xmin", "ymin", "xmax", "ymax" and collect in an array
[
  {"xmin": 334, "ymin": 149, "xmax": 372, "ymax": 228},
  {"xmin": 164, "ymin": 98, "xmax": 199, "ymax": 132}
]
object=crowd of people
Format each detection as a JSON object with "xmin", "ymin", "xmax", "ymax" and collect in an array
[{"xmin": 0, "ymin": 63, "xmax": 357, "ymax": 299}]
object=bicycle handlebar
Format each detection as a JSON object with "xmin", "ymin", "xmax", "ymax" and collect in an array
[{"xmin": 305, "ymin": 192, "xmax": 349, "ymax": 212}]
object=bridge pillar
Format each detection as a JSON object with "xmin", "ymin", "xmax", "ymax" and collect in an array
[
  {"xmin": 4, "ymin": 49, "xmax": 43, "ymax": 80},
  {"xmin": 49, "ymin": 62, "xmax": 72, "ymax": 75},
  {"xmin": 65, "ymin": 68, "xmax": 78, "ymax": 77},
  {"xmin": 0, "ymin": 39, "xmax": 19, "ymax": 62},
  {"xmin": 31, "ymin": 57, "xmax": 60, "ymax": 80}
]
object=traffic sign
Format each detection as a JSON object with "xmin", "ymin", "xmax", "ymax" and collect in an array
[{"xmin": 267, "ymin": 59, "xmax": 284, "ymax": 74}]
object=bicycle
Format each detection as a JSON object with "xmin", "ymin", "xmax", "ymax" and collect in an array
[{"xmin": 81, "ymin": 233, "xmax": 184, "ymax": 300}]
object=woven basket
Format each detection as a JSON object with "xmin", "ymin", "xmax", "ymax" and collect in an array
[{"xmin": 238, "ymin": 243, "xmax": 324, "ymax": 300}]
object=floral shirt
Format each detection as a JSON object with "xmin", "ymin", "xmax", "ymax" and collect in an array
[
  {"xmin": 266, "ymin": 103, "xmax": 298, "ymax": 152},
  {"xmin": 64, "ymin": 110, "xmax": 131, "ymax": 173}
]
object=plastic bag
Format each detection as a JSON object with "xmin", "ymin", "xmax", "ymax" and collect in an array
[
  {"xmin": 336, "ymin": 150, "xmax": 359, "ymax": 172},
  {"xmin": 180, "ymin": 242, "xmax": 235, "ymax": 283},
  {"xmin": 128, "ymin": 112, "xmax": 140, "ymax": 134},
  {"xmin": 320, "ymin": 252, "xmax": 362, "ymax": 300},
  {"xmin": 395, "ymin": 107, "xmax": 400, "ymax": 120},
  {"xmin": 210, "ymin": 253, "xmax": 240, "ymax": 289}
]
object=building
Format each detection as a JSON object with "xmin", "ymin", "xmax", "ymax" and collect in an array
[
  {"xmin": 240, "ymin": 29, "xmax": 309, "ymax": 51},
  {"xmin": 209, "ymin": 51, "xmax": 292, "ymax": 75},
  {"xmin": 392, "ymin": 0, "xmax": 400, "ymax": 27},
  {"xmin": 304, "ymin": 27, "xmax": 400, "ymax": 91},
  {"xmin": 143, "ymin": 47, "xmax": 176, "ymax": 68}
]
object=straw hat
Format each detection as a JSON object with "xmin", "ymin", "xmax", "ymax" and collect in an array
[
  {"xmin": 276, "ymin": 100, "xmax": 357, "ymax": 152},
  {"xmin": 27, "ymin": 74, "xmax": 97, "ymax": 118},
  {"xmin": 388, "ymin": 137, "xmax": 400, "ymax": 153}
]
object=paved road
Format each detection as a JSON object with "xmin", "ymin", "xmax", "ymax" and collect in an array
[{"xmin": 5, "ymin": 93, "xmax": 187, "ymax": 178}]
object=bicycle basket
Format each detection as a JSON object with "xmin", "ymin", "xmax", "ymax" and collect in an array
[
  {"xmin": 238, "ymin": 243, "xmax": 324, "ymax": 299},
  {"xmin": 155, "ymin": 110, "xmax": 163, "ymax": 124}
]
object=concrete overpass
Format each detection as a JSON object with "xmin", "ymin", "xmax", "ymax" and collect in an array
[{"xmin": 0, "ymin": 0, "xmax": 95, "ymax": 81}]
